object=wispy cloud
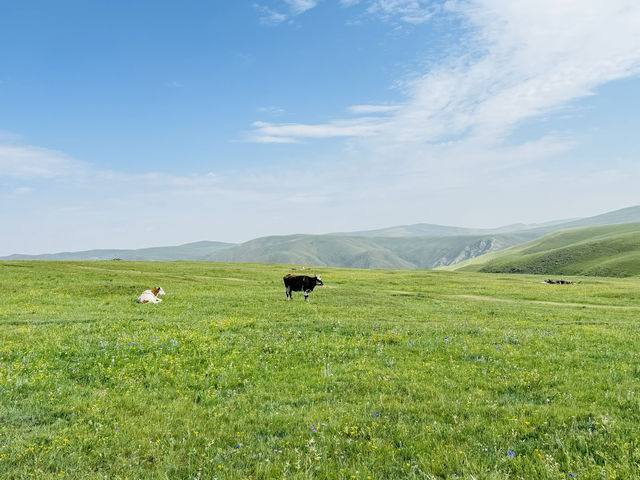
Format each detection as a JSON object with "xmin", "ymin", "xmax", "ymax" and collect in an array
[
  {"xmin": 366, "ymin": 0, "xmax": 439, "ymax": 24},
  {"xmin": 257, "ymin": 105, "xmax": 286, "ymax": 115},
  {"xmin": 0, "ymin": 144, "xmax": 83, "ymax": 179},
  {"xmin": 248, "ymin": 118, "xmax": 387, "ymax": 142},
  {"xmin": 254, "ymin": 4, "xmax": 289, "ymax": 25},
  {"xmin": 249, "ymin": 0, "xmax": 640, "ymax": 156},
  {"xmin": 284, "ymin": 0, "xmax": 318, "ymax": 14},
  {"xmin": 347, "ymin": 104, "xmax": 401, "ymax": 114},
  {"xmin": 255, "ymin": 0, "xmax": 318, "ymax": 24}
]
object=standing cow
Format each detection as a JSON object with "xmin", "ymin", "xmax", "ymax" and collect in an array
[{"xmin": 283, "ymin": 274, "xmax": 323, "ymax": 302}]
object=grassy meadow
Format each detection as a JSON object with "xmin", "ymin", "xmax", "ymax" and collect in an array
[{"xmin": 1, "ymin": 261, "xmax": 640, "ymax": 479}]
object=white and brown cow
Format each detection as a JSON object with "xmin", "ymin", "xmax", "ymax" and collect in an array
[{"xmin": 137, "ymin": 286, "xmax": 166, "ymax": 304}]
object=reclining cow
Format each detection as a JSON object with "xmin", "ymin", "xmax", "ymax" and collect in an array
[
  {"xmin": 283, "ymin": 274, "xmax": 323, "ymax": 302},
  {"xmin": 137, "ymin": 286, "xmax": 166, "ymax": 304}
]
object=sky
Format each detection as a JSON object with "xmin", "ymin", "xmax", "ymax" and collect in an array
[{"xmin": 1, "ymin": 0, "xmax": 640, "ymax": 255}]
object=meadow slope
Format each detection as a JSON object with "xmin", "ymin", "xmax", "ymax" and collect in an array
[
  {"xmin": 1, "ymin": 261, "xmax": 640, "ymax": 479},
  {"xmin": 447, "ymin": 223, "xmax": 640, "ymax": 277}
]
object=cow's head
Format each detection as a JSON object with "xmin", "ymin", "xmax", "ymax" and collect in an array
[
  {"xmin": 315, "ymin": 276, "xmax": 323, "ymax": 286},
  {"xmin": 153, "ymin": 286, "xmax": 166, "ymax": 296}
]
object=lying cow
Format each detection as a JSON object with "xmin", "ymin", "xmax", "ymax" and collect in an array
[
  {"xmin": 137, "ymin": 286, "xmax": 166, "ymax": 304},
  {"xmin": 283, "ymin": 274, "xmax": 323, "ymax": 302}
]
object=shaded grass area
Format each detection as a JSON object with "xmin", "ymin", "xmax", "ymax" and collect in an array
[{"xmin": 1, "ymin": 261, "xmax": 640, "ymax": 479}]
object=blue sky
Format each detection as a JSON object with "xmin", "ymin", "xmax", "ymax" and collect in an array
[{"xmin": 1, "ymin": 0, "xmax": 639, "ymax": 255}]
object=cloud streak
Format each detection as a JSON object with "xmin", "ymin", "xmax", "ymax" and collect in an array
[
  {"xmin": 255, "ymin": 0, "xmax": 318, "ymax": 24},
  {"xmin": 250, "ymin": 0, "xmax": 640, "ymax": 153},
  {"xmin": 249, "ymin": 118, "xmax": 387, "ymax": 142},
  {"xmin": 0, "ymin": 144, "xmax": 83, "ymax": 179},
  {"xmin": 366, "ymin": 0, "xmax": 439, "ymax": 24}
]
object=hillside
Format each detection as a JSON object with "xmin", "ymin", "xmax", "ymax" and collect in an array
[
  {"xmin": 448, "ymin": 223, "xmax": 640, "ymax": 277},
  {"xmin": 2, "ymin": 234, "xmax": 533, "ymax": 268},
  {"xmin": 206, "ymin": 233, "xmax": 537, "ymax": 269},
  {"xmin": 3, "ymin": 205, "xmax": 639, "ymax": 269}
]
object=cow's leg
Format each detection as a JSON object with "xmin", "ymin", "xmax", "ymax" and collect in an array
[
  {"xmin": 286, "ymin": 286, "xmax": 291, "ymax": 300},
  {"xmin": 304, "ymin": 289, "xmax": 310, "ymax": 302}
]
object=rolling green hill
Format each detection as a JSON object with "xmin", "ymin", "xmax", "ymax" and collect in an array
[
  {"xmin": 206, "ymin": 233, "xmax": 537, "ymax": 269},
  {"xmin": 447, "ymin": 223, "xmax": 640, "ymax": 277},
  {"xmin": 3, "ymin": 205, "xmax": 640, "ymax": 269}
]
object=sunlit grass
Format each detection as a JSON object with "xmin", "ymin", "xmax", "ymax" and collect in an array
[{"xmin": 1, "ymin": 261, "xmax": 639, "ymax": 479}]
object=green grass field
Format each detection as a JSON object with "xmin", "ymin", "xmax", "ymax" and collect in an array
[{"xmin": 1, "ymin": 261, "xmax": 640, "ymax": 479}]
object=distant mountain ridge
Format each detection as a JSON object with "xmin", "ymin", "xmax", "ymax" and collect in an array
[
  {"xmin": 1, "ymin": 241, "xmax": 234, "ymax": 262},
  {"xmin": 332, "ymin": 218, "xmax": 578, "ymax": 238},
  {"xmin": 3, "ymin": 205, "xmax": 640, "ymax": 269}
]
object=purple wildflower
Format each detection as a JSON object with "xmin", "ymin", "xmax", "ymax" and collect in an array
[
  {"xmin": 569, "ymin": 474, "xmax": 575, "ymax": 478},
  {"xmin": 507, "ymin": 449, "xmax": 515, "ymax": 458}
]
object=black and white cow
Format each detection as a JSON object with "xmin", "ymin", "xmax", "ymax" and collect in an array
[{"xmin": 283, "ymin": 274, "xmax": 323, "ymax": 302}]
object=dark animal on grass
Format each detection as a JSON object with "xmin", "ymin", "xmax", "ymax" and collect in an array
[
  {"xmin": 543, "ymin": 279, "xmax": 574, "ymax": 285},
  {"xmin": 283, "ymin": 274, "xmax": 323, "ymax": 302}
]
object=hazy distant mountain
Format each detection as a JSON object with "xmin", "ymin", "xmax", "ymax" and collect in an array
[
  {"xmin": 3, "ymin": 205, "xmax": 639, "ymax": 269},
  {"xmin": 1, "ymin": 241, "xmax": 234, "ymax": 261},
  {"xmin": 332, "ymin": 224, "xmax": 489, "ymax": 238},
  {"xmin": 334, "ymin": 205, "xmax": 640, "ymax": 238},
  {"xmin": 332, "ymin": 221, "xmax": 572, "ymax": 238}
]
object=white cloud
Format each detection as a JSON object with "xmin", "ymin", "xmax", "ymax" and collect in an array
[
  {"xmin": 249, "ymin": 0, "xmax": 640, "ymax": 155},
  {"xmin": 347, "ymin": 104, "xmax": 402, "ymax": 114},
  {"xmin": 257, "ymin": 105, "xmax": 286, "ymax": 115},
  {"xmin": 251, "ymin": 135, "xmax": 299, "ymax": 143},
  {"xmin": 366, "ymin": 0, "xmax": 439, "ymax": 24},
  {"xmin": 254, "ymin": 4, "xmax": 289, "ymax": 24},
  {"xmin": 255, "ymin": 0, "xmax": 318, "ymax": 24},
  {"xmin": 0, "ymin": 144, "xmax": 83, "ymax": 179},
  {"xmin": 248, "ymin": 118, "xmax": 387, "ymax": 141},
  {"xmin": 284, "ymin": 0, "xmax": 318, "ymax": 14}
]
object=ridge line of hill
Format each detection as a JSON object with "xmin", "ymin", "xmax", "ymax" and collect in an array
[{"xmin": 2, "ymin": 205, "xmax": 639, "ymax": 272}]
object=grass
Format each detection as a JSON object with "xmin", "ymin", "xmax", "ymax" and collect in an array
[{"xmin": 1, "ymin": 261, "xmax": 640, "ymax": 479}]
